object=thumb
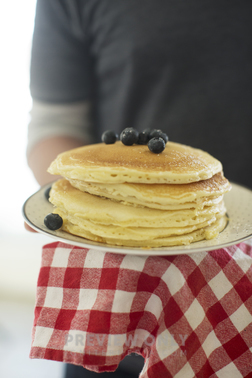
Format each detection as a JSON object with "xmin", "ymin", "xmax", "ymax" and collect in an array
[{"xmin": 24, "ymin": 222, "xmax": 38, "ymax": 233}]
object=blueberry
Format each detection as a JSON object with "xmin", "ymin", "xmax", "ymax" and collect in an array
[
  {"xmin": 101, "ymin": 130, "xmax": 118, "ymax": 144},
  {"xmin": 137, "ymin": 130, "xmax": 149, "ymax": 145},
  {"xmin": 143, "ymin": 128, "xmax": 151, "ymax": 137},
  {"xmin": 149, "ymin": 129, "xmax": 168, "ymax": 144},
  {"xmin": 148, "ymin": 137, "xmax": 166, "ymax": 154},
  {"xmin": 44, "ymin": 186, "xmax": 51, "ymax": 201},
  {"xmin": 44, "ymin": 213, "xmax": 63, "ymax": 230},
  {"xmin": 120, "ymin": 127, "xmax": 139, "ymax": 146}
]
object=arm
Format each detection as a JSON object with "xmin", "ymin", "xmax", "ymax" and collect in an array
[
  {"xmin": 27, "ymin": 135, "xmax": 88, "ymax": 186},
  {"xmin": 25, "ymin": 105, "xmax": 90, "ymax": 233},
  {"xmin": 25, "ymin": 102, "xmax": 91, "ymax": 232},
  {"xmin": 26, "ymin": 99, "xmax": 93, "ymax": 186},
  {"xmin": 25, "ymin": 99, "xmax": 92, "ymax": 231},
  {"xmin": 25, "ymin": 135, "xmax": 87, "ymax": 233}
]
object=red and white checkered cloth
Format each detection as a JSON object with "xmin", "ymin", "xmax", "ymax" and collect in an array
[{"xmin": 30, "ymin": 240, "xmax": 252, "ymax": 377}]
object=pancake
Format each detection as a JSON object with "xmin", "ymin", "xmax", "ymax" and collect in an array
[
  {"xmin": 49, "ymin": 179, "xmax": 228, "ymax": 247},
  {"xmin": 47, "ymin": 140, "xmax": 230, "ymax": 248},
  {"xmin": 48, "ymin": 141, "xmax": 222, "ymax": 184},
  {"xmin": 68, "ymin": 172, "xmax": 231, "ymax": 210},
  {"xmin": 61, "ymin": 216, "xmax": 227, "ymax": 248},
  {"xmin": 50, "ymin": 179, "xmax": 226, "ymax": 228}
]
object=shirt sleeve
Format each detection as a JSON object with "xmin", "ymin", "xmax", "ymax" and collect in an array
[
  {"xmin": 30, "ymin": 0, "xmax": 92, "ymax": 103},
  {"xmin": 26, "ymin": 100, "xmax": 94, "ymax": 157}
]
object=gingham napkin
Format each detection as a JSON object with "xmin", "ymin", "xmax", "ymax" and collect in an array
[{"xmin": 30, "ymin": 240, "xmax": 252, "ymax": 377}]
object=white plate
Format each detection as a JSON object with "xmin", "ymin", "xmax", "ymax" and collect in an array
[{"xmin": 22, "ymin": 182, "xmax": 252, "ymax": 256}]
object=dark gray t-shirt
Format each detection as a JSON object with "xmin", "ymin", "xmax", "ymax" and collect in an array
[{"xmin": 30, "ymin": 0, "xmax": 252, "ymax": 188}]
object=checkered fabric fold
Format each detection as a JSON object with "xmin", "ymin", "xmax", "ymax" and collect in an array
[{"xmin": 30, "ymin": 240, "xmax": 252, "ymax": 377}]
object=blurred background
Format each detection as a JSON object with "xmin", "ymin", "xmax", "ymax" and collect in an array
[{"xmin": 0, "ymin": 2, "xmax": 63, "ymax": 377}]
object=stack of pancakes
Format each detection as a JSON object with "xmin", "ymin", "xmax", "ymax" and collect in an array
[{"xmin": 47, "ymin": 141, "xmax": 231, "ymax": 248}]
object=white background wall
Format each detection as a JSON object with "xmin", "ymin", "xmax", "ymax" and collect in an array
[
  {"xmin": 0, "ymin": 1, "xmax": 38, "ymax": 234},
  {"xmin": 0, "ymin": 2, "xmax": 63, "ymax": 377},
  {"xmin": 0, "ymin": 1, "xmax": 50, "ymax": 299}
]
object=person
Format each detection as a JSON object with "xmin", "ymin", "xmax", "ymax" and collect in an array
[
  {"xmin": 26, "ymin": 1, "xmax": 252, "ymax": 377},
  {"xmin": 27, "ymin": 0, "xmax": 252, "ymax": 189}
]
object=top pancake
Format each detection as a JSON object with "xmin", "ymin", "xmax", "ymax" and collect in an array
[{"xmin": 48, "ymin": 141, "xmax": 222, "ymax": 184}]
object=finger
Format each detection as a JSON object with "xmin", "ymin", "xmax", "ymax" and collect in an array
[{"xmin": 24, "ymin": 222, "xmax": 38, "ymax": 233}]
